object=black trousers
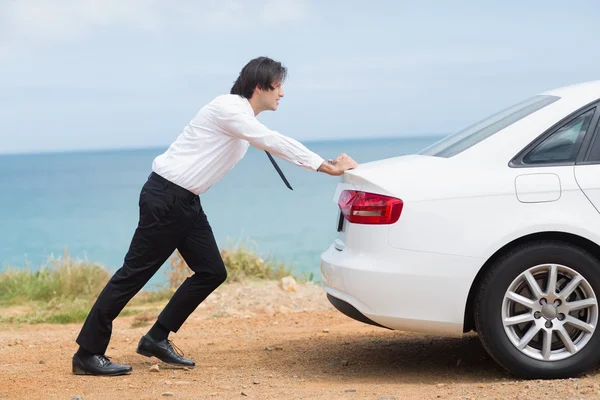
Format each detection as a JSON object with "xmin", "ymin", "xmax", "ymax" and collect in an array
[{"xmin": 76, "ymin": 172, "xmax": 227, "ymax": 355}]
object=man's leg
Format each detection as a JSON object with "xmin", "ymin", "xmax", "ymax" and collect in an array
[
  {"xmin": 158, "ymin": 201, "xmax": 227, "ymax": 331},
  {"xmin": 74, "ymin": 178, "xmax": 185, "ymax": 374},
  {"xmin": 136, "ymin": 196, "xmax": 227, "ymax": 366}
]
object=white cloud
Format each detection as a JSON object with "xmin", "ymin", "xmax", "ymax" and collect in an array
[
  {"xmin": 296, "ymin": 48, "xmax": 517, "ymax": 75},
  {"xmin": 284, "ymin": 47, "xmax": 519, "ymax": 92},
  {"xmin": 0, "ymin": 43, "xmax": 9, "ymax": 60},
  {"xmin": 1, "ymin": 0, "xmax": 161, "ymax": 43},
  {"xmin": 260, "ymin": 0, "xmax": 312, "ymax": 26},
  {"xmin": 0, "ymin": 0, "xmax": 314, "ymax": 52}
]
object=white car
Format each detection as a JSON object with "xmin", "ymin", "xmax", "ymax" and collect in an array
[{"xmin": 320, "ymin": 80, "xmax": 600, "ymax": 379}]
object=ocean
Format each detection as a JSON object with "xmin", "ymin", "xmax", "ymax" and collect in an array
[{"xmin": 0, "ymin": 136, "xmax": 441, "ymax": 287}]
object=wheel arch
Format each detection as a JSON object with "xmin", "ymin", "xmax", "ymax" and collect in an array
[{"xmin": 463, "ymin": 231, "xmax": 600, "ymax": 333}]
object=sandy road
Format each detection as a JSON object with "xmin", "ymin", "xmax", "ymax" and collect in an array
[{"xmin": 1, "ymin": 281, "xmax": 599, "ymax": 399}]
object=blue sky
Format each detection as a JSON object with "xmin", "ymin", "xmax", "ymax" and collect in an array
[{"xmin": 1, "ymin": 0, "xmax": 599, "ymax": 154}]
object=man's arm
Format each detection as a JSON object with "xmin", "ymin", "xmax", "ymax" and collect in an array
[
  {"xmin": 215, "ymin": 109, "xmax": 325, "ymax": 171},
  {"xmin": 215, "ymin": 108, "xmax": 358, "ymax": 176}
]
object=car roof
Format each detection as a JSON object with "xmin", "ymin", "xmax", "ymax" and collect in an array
[
  {"xmin": 542, "ymin": 80, "xmax": 600, "ymax": 102},
  {"xmin": 446, "ymin": 80, "xmax": 600, "ymax": 165}
]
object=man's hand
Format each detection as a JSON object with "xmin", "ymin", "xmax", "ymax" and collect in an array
[{"xmin": 318, "ymin": 153, "xmax": 358, "ymax": 176}]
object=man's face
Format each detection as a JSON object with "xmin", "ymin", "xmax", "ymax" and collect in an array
[{"xmin": 258, "ymin": 81, "xmax": 284, "ymax": 111}]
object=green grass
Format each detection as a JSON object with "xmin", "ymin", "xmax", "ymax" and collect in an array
[
  {"xmin": 0, "ymin": 257, "xmax": 109, "ymax": 306},
  {"xmin": 218, "ymin": 242, "xmax": 294, "ymax": 282},
  {"xmin": 166, "ymin": 240, "xmax": 298, "ymax": 289},
  {"xmin": 0, "ymin": 242, "xmax": 303, "ymax": 325},
  {"xmin": 210, "ymin": 311, "xmax": 232, "ymax": 319},
  {"xmin": 0, "ymin": 253, "xmax": 164, "ymax": 324}
]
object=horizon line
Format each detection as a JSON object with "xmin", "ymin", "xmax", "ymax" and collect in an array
[{"xmin": 0, "ymin": 133, "xmax": 447, "ymax": 157}]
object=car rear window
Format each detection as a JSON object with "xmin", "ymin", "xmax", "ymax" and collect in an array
[{"xmin": 419, "ymin": 95, "xmax": 560, "ymax": 158}]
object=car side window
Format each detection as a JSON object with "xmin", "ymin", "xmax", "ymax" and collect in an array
[
  {"xmin": 523, "ymin": 109, "xmax": 595, "ymax": 165},
  {"xmin": 587, "ymin": 128, "xmax": 600, "ymax": 162}
]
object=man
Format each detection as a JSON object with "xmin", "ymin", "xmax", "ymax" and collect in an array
[{"xmin": 72, "ymin": 56, "xmax": 358, "ymax": 376}]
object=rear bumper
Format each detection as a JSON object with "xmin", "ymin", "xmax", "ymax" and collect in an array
[
  {"xmin": 320, "ymin": 243, "xmax": 484, "ymax": 337},
  {"xmin": 326, "ymin": 293, "xmax": 390, "ymax": 329}
]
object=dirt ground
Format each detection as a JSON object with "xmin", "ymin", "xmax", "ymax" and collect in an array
[{"xmin": 2, "ymin": 280, "xmax": 600, "ymax": 400}]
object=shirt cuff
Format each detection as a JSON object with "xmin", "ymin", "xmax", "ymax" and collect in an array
[{"xmin": 306, "ymin": 154, "xmax": 325, "ymax": 172}]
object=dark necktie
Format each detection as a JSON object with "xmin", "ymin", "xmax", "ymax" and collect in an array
[{"xmin": 265, "ymin": 151, "xmax": 293, "ymax": 190}]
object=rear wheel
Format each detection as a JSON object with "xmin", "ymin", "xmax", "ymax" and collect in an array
[{"xmin": 475, "ymin": 241, "xmax": 600, "ymax": 379}]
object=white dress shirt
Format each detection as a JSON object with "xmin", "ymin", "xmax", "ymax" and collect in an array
[{"xmin": 152, "ymin": 94, "xmax": 325, "ymax": 195}]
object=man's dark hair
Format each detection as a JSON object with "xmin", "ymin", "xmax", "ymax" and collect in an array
[{"xmin": 230, "ymin": 57, "xmax": 287, "ymax": 99}]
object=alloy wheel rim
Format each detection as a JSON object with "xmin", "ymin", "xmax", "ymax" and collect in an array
[{"xmin": 502, "ymin": 263, "xmax": 598, "ymax": 361}]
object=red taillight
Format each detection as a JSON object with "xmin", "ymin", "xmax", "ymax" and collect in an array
[{"xmin": 337, "ymin": 190, "xmax": 403, "ymax": 225}]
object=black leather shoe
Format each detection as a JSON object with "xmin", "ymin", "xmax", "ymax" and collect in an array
[
  {"xmin": 72, "ymin": 354, "xmax": 132, "ymax": 376},
  {"xmin": 136, "ymin": 335, "xmax": 195, "ymax": 367}
]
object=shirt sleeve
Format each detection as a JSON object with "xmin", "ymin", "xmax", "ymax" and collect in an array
[{"xmin": 214, "ymin": 108, "xmax": 325, "ymax": 172}]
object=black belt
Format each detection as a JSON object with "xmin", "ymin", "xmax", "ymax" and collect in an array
[{"xmin": 148, "ymin": 172, "xmax": 197, "ymax": 202}]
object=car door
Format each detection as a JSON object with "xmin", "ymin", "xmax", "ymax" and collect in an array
[{"xmin": 575, "ymin": 121, "xmax": 600, "ymax": 213}]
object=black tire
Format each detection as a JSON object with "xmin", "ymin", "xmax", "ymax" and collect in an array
[{"xmin": 474, "ymin": 240, "xmax": 600, "ymax": 379}]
